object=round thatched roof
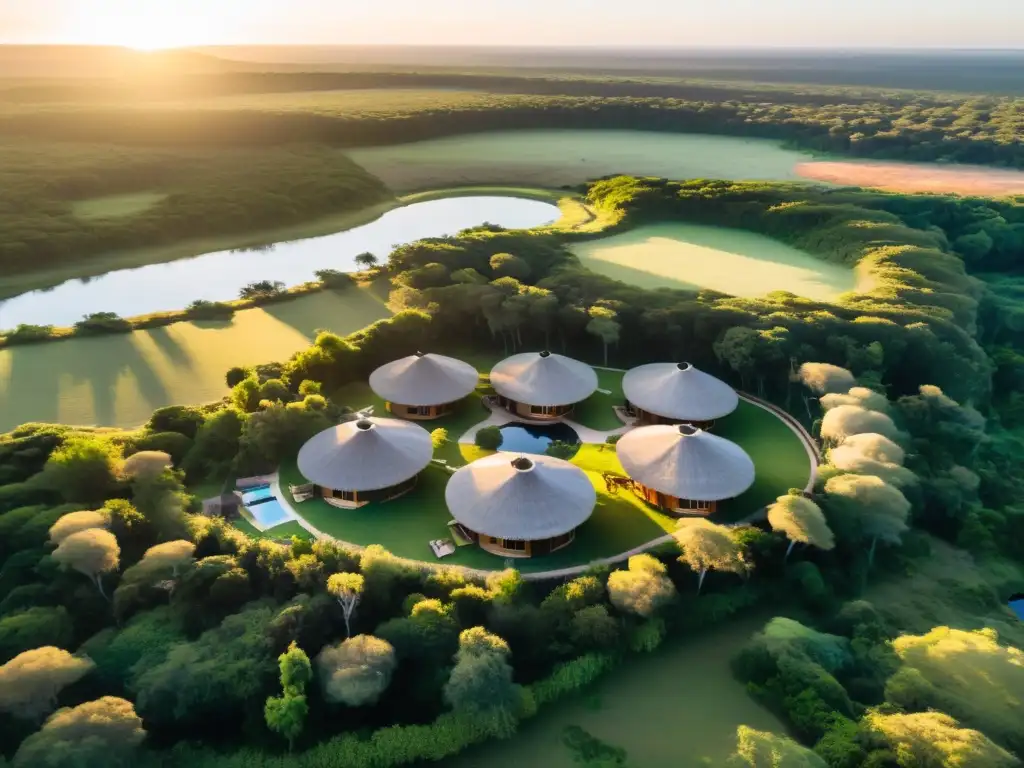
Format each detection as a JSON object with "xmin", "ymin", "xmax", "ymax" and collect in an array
[
  {"xmin": 616, "ymin": 424, "xmax": 755, "ymax": 501},
  {"xmin": 297, "ymin": 417, "xmax": 433, "ymax": 492},
  {"xmin": 445, "ymin": 454, "xmax": 596, "ymax": 540},
  {"xmin": 490, "ymin": 351, "xmax": 598, "ymax": 407},
  {"xmin": 369, "ymin": 352, "xmax": 479, "ymax": 406},
  {"xmin": 623, "ymin": 362, "xmax": 738, "ymax": 421}
]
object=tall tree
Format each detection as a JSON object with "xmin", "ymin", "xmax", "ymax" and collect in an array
[
  {"xmin": 823, "ymin": 473, "xmax": 910, "ymax": 566},
  {"xmin": 51, "ymin": 528, "xmax": 120, "ymax": 601},
  {"xmin": 264, "ymin": 641, "xmax": 310, "ymax": 752},
  {"xmin": 444, "ymin": 627, "xmax": 519, "ymax": 714},
  {"xmin": 35, "ymin": 437, "xmax": 121, "ymax": 504},
  {"xmin": 674, "ymin": 520, "xmax": 749, "ymax": 593},
  {"xmin": 48, "ymin": 509, "xmax": 108, "ymax": 546},
  {"xmin": 728, "ymin": 725, "xmax": 827, "ymax": 767},
  {"xmin": 866, "ymin": 711, "xmax": 1018, "ymax": 768},
  {"xmin": 766, "ymin": 494, "xmax": 835, "ymax": 560},
  {"xmin": 0, "ymin": 647, "xmax": 94, "ymax": 722},
  {"xmin": 13, "ymin": 696, "xmax": 145, "ymax": 768},
  {"xmin": 606, "ymin": 554, "xmax": 676, "ymax": 617},
  {"xmin": 327, "ymin": 572, "xmax": 364, "ymax": 638},
  {"xmin": 586, "ymin": 306, "xmax": 621, "ymax": 366}
]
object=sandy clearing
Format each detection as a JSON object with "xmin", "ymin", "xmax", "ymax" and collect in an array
[{"xmin": 797, "ymin": 160, "xmax": 1024, "ymax": 197}]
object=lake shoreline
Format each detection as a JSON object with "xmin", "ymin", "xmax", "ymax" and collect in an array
[
  {"xmin": 0, "ymin": 185, "xmax": 574, "ymax": 302},
  {"xmin": 0, "ymin": 189, "xmax": 583, "ymax": 348}
]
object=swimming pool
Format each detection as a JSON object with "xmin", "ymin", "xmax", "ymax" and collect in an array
[
  {"xmin": 497, "ymin": 422, "xmax": 581, "ymax": 456},
  {"xmin": 1011, "ymin": 596, "xmax": 1024, "ymax": 621},
  {"xmin": 241, "ymin": 484, "xmax": 274, "ymax": 506},
  {"xmin": 248, "ymin": 499, "xmax": 294, "ymax": 529}
]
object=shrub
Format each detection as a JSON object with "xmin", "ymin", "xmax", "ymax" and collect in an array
[
  {"xmin": 129, "ymin": 432, "xmax": 193, "ymax": 465},
  {"xmin": 73, "ymin": 312, "xmax": 131, "ymax": 335},
  {"xmin": 4, "ymin": 324, "xmax": 57, "ymax": 343},
  {"xmin": 315, "ymin": 269, "xmax": 356, "ymax": 289},
  {"xmin": 239, "ymin": 280, "xmax": 286, "ymax": 299},
  {"xmin": 185, "ymin": 300, "xmax": 234, "ymax": 320},
  {"xmin": 530, "ymin": 654, "xmax": 616, "ymax": 706},
  {"xmin": 147, "ymin": 405, "xmax": 206, "ymax": 439},
  {"xmin": 474, "ymin": 426, "xmax": 502, "ymax": 450}
]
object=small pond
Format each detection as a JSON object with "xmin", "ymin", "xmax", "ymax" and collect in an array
[
  {"xmin": 570, "ymin": 222, "xmax": 860, "ymax": 302},
  {"xmin": 497, "ymin": 421, "xmax": 581, "ymax": 456},
  {"xmin": 1011, "ymin": 594, "xmax": 1024, "ymax": 621},
  {"xmin": 0, "ymin": 196, "xmax": 559, "ymax": 329}
]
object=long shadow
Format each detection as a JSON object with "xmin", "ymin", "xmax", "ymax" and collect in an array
[
  {"xmin": 260, "ymin": 289, "xmax": 391, "ymax": 340},
  {"xmin": 68, "ymin": 334, "xmax": 171, "ymax": 426},
  {"xmin": 146, "ymin": 325, "xmax": 196, "ymax": 373},
  {"xmin": 1, "ymin": 344, "xmax": 62, "ymax": 429}
]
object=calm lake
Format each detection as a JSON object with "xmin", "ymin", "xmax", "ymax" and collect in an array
[
  {"xmin": 0, "ymin": 196, "xmax": 559, "ymax": 329},
  {"xmin": 570, "ymin": 222, "xmax": 860, "ymax": 301}
]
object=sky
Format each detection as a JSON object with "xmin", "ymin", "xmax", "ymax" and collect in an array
[{"xmin": 1, "ymin": 0, "xmax": 1020, "ymax": 50}]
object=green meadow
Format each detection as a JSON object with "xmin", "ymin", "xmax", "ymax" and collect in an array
[
  {"xmin": 570, "ymin": 222, "xmax": 860, "ymax": 301},
  {"xmin": 0, "ymin": 288, "xmax": 391, "ymax": 430}
]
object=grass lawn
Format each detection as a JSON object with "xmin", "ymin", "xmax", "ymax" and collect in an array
[
  {"xmin": 571, "ymin": 368, "xmax": 626, "ymax": 431},
  {"xmin": 0, "ymin": 287, "xmax": 391, "ymax": 431},
  {"xmin": 232, "ymin": 517, "xmax": 312, "ymax": 542},
  {"xmin": 71, "ymin": 192, "xmax": 167, "ymax": 221},
  {"xmin": 445, "ymin": 613, "xmax": 787, "ymax": 768}
]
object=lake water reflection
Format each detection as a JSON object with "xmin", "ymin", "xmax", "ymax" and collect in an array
[{"xmin": 0, "ymin": 196, "xmax": 559, "ymax": 329}]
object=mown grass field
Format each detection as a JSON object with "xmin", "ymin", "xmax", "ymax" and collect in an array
[
  {"xmin": 0, "ymin": 287, "xmax": 391, "ymax": 430},
  {"xmin": 445, "ymin": 614, "xmax": 789, "ymax": 768},
  {"xmin": 347, "ymin": 130, "xmax": 811, "ymax": 192},
  {"xmin": 570, "ymin": 222, "xmax": 860, "ymax": 302}
]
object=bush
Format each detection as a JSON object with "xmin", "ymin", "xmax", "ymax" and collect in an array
[
  {"xmin": 530, "ymin": 654, "xmax": 616, "ymax": 706},
  {"xmin": 73, "ymin": 312, "xmax": 131, "ymax": 335},
  {"xmin": 130, "ymin": 432, "xmax": 193, "ymax": 465},
  {"xmin": 475, "ymin": 426, "xmax": 502, "ymax": 450},
  {"xmin": 3, "ymin": 324, "xmax": 57, "ymax": 343},
  {"xmin": 545, "ymin": 440, "xmax": 579, "ymax": 460},
  {"xmin": 225, "ymin": 367, "xmax": 251, "ymax": 388},
  {"xmin": 185, "ymin": 300, "xmax": 234, "ymax": 320},
  {"xmin": 147, "ymin": 405, "xmax": 206, "ymax": 439},
  {"xmin": 239, "ymin": 281, "xmax": 285, "ymax": 300},
  {"xmin": 315, "ymin": 269, "xmax": 356, "ymax": 289}
]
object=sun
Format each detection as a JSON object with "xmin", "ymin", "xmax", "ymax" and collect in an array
[{"xmin": 67, "ymin": 2, "xmax": 222, "ymax": 50}]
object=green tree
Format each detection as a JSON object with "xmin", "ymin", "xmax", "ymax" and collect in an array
[
  {"xmin": 264, "ymin": 641, "xmax": 311, "ymax": 751},
  {"xmin": 475, "ymin": 425, "xmax": 502, "ymax": 450},
  {"xmin": 225, "ymin": 366, "xmax": 251, "ymax": 388},
  {"xmin": 674, "ymin": 520, "xmax": 749, "ymax": 593},
  {"xmin": 0, "ymin": 647, "xmax": 94, "ymax": 721},
  {"xmin": 354, "ymin": 252, "xmax": 378, "ymax": 270},
  {"xmin": 766, "ymin": 494, "xmax": 835, "ymax": 560},
  {"xmin": 51, "ymin": 528, "xmax": 120, "ymax": 601},
  {"xmin": 0, "ymin": 608, "xmax": 74, "ymax": 665},
  {"xmin": 48, "ymin": 509, "xmax": 108, "ymax": 546},
  {"xmin": 606, "ymin": 554, "xmax": 676, "ymax": 617},
  {"xmin": 13, "ymin": 696, "xmax": 145, "ymax": 768},
  {"xmin": 823, "ymin": 473, "xmax": 910, "ymax": 566},
  {"xmin": 35, "ymin": 437, "xmax": 121, "ymax": 504},
  {"xmin": 231, "ymin": 376, "xmax": 263, "ymax": 413},
  {"xmin": 586, "ymin": 305, "xmax": 620, "ymax": 366},
  {"xmin": 728, "ymin": 725, "xmax": 826, "ymax": 767},
  {"xmin": 866, "ymin": 711, "xmax": 1018, "ymax": 768},
  {"xmin": 431, "ymin": 428, "xmax": 449, "ymax": 451},
  {"xmin": 489, "ymin": 252, "xmax": 531, "ymax": 281},
  {"xmin": 444, "ymin": 627, "xmax": 520, "ymax": 714},
  {"xmin": 316, "ymin": 634, "xmax": 396, "ymax": 707},
  {"xmin": 327, "ymin": 572, "xmax": 364, "ymax": 638}
]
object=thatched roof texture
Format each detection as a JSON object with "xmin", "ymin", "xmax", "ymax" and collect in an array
[
  {"xmin": 623, "ymin": 362, "xmax": 739, "ymax": 421},
  {"xmin": 490, "ymin": 351, "xmax": 598, "ymax": 406},
  {"xmin": 298, "ymin": 417, "xmax": 433, "ymax": 491},
  {"xmin": 369, "ymin": 352, "xmax": 479, "ymax": 406},
  {"xmin": 445, "ymin": 454, "xmax": 596, "ymax": 540},
  {"xmin": 616, "ymin": 424, "xmax": 755, "ymax": 501}
]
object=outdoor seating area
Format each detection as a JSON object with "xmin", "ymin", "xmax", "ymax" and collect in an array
[
  {"xmin": 289, "ymin": 483, "xmax": 314, "ymax": 502},
  {"xmin": 429, "ymin": 538, "xmax": 457, "ymax": 558}
]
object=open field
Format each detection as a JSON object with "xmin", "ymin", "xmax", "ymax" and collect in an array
[
  {"xmin": 445, "ymin": 614, "xmax": 788, "ymax": 768},
  {"xmin": 71, "ymin": 191, "xmax": 167, "ymax": 220},
  {"xmin": 348, "ymin": 130, "xmax": 812, "ymax": 192},
  {"xmin": 798, "ymin": 160, "xmax": 1024, "ymax": 198},
  {"xmin": 570, "ymin": 222, "xmax": 860, "ymax": 302},
  {"xmin": 0, "ymin": 288, "xmax": 391, "ymax": 431}
]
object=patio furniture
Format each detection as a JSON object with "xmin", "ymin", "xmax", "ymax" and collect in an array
[
  {"xmin": 429, "ymin": 538, "xmax": 456, "ymax": 559},
  {"xmin": 446, "ymin": 520, "xmax": 474, "ymax": 547}
]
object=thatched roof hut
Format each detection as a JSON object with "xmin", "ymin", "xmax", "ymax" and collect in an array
[
  {"xmin": 445, "ymin": 453, "xmax": 596, "ymax": 556},
  {"xmin": 369, "ymin": 352, "xmax": 478, "ymax": 408},
  {"xmin": 623, "ymin": 362, "xmax": 738, "ymax": 424},
  {"xmin": 490, "ymin": 351, "xmax": 597, "ymax": 419},
  {"xmin": 298, "ymin": 417, "xmax": 433, "ymax": 493},
  {"xmin": 616, "ymin": 424, "xmax": 755, "ymax": 510}
]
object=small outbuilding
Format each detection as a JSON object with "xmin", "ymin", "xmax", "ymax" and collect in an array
[
  {"xmin": 369, "ymin": 351, "xmax": 479, "ymax": 420},
  {"xmin": 297, "ymin": 417, "xmax": 433, "ymax": 508},
  {"xmin": 616, "ymin": 423, "xmax": 755, "ymax": 515},
  {"xmin": 490, "ymin": 351, "xmax": 598, "ymax": 420},
  {"xmin": 445, "ymin": 453, "xmax": 596, "ymax": 557},
  {"xmin": 623, "ymin": 362, "xmax": 738, "ymax": 427}
]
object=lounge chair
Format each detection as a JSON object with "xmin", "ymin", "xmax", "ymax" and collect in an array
[
  {"xmin": 446, "ymin": 521, "xmax": 474, "ymax": 547},
  {"xmin": 429, "ymin": 539, "xmax": 456, "ymax": 559}
]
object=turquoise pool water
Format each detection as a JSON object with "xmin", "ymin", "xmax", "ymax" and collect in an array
[
  {"xmin": 248, "ymin": 499, "xmax": 293, "ymax": 529},
  {"xmin": 241, "ymin": 485, "xmax": 274, "ymax": 505},
  {"xmin": 1011, "ymin": 596, "xmax": 1024, "ymax": 620}
]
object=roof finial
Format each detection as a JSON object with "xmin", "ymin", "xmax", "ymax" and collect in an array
[
  {"xmin": 539, "ymin": 350, "xmax": 551, "ymax": 358},
  {"xmin": 414, "ymin": 350, "xmax": 425, "ymax": 357},
  {"xmin": 676, "ymin": 361, "xmax": 693, "ymax": 371},
  {"xmin": 678, "ymin": 423, "xmax": 699, "ymax": 436},
  {"xmin": 355, "ymin": 419, "xmax": 375, "ymax": 431},
  {"xmin": 511, "ymin": 456, "xmax": 535, "ymax": 472}
]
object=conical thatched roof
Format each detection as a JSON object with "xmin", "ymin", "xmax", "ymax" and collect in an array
[
  {"xmin": 490, "ymin": 351, "xmax": 598, "ymax": 407},
  {"xmin": 623, "ymin": 362, "xmax": 738, "ymax": 421},
  {"xmin": 297, "ymin": 417, "xmax": 433, "ymax": 492},
  {"xmin": 445, "ymin": 454, "xmax": 596, "ymax": 540},
  {"xmin": 616, "ymin": 424, "xmax": 755, "ymax": 501},
  {"xmin": 369, "ymin": 352, "xmax": 479, "ymax": 406}
]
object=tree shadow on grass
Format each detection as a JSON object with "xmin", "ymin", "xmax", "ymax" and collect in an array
[
  {"xmin": 146, "ymin": 325, "xmax": 196, "ymax": 374},
  {"xmin": 2, "ymin": 333, "xmax": 169, "ymax": 429},
  {"xmin": 261, "ymin": 289, "xmax": 391, "ymax": 341}
]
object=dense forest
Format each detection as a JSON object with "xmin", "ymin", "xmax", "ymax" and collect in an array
[
  {"xmin": 0, "ymin": 177, "xmax": 1022, "ymax": 766},
  {"xmin": 0, "ymin": 141, "xmax": 392, "ymax": 281},
  {"xmin": 2, "ymin": 80, "xmax": 1020, "ymax": 167}
]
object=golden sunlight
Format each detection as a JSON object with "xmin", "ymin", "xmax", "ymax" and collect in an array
[{"xmin": 62, "ymin": 1, "xmax": 230, "ymax": 49}]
